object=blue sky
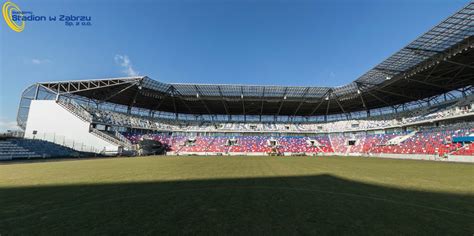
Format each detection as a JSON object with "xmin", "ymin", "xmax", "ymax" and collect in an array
[{"xmin": 0, "ymin": 0, "xmax": 470, "ymax": 131}]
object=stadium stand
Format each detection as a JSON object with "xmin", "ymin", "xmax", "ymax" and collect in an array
[
  {"xmin": 0, "ymin": 139, "xmax": 88, "ymax": 160},
  {"xmin": 73, "ymin": 96, "xmax": 474, "ymax": 134},
  {"xmin": 121, "ymin": 122, "xmax": 472, "ymax": 157},
  {"xmin": 15, "ymin": 91, "xmax": 474, "ymax": 160}
]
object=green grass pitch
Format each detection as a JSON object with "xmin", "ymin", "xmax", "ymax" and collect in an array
[{"xmin": 0, "ymin": 156, "xmax": 473, "ymax": 235}]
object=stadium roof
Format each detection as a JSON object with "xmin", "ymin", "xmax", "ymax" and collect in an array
[{"xmin": 34, "ymin": 3, "xmax": 474, "ymax": 117}]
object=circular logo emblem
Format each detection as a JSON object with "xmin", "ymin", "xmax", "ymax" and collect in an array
[{"xmin": 3, "ymin": 1, "xmax": 25, "ymax": 32}]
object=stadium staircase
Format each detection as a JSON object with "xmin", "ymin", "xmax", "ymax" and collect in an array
[
  {"xmin": 204, "ymin": 137, "xmax": 217, "ymax": 153},
  {"xmin": 225, "ymin": 145, "xmax": 232, "ymax": 154},
  {"xmin": 175, "ymin": 145, "xmax": 186, "ymax": 155},
  {"xmin": 57, "ymin": 99, "xmax": 133, "ymax": 152},
  {"xmin": 385, "ymin": 131, "xmax": 418, "ymax": 145},
  {"xmin": 0, "ymin": 139, "xmax": 86, "ymax": 160},
  {"xmin": 57, "ymin": 98, "xmax": 93, "ymax": 122},
  {"xmin": 114, "ymin": 131, "xmax": 133, "ymax": 148},
  {"xmin": 449, "ymin": 143, "xmax": 473, "ymax": 156},
  {"xmin": 307, "ymin": 139, "xmax": 324, "ymax": 153},
  {"xmin": 345, "ymin": 145, "xmax": 352, "ymax": 155},
  {"xmin": 90, "ymin": 128, "xmax": 133, "ymax": 150}
]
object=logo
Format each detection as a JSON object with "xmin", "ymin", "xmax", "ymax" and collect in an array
[
  {"xmin": 2, "ymin": 1, "xmax": 24, "ymax": 32},
  {"xmin": 2, "ymin": 1, "xmax": 92, "ymax": 32}
]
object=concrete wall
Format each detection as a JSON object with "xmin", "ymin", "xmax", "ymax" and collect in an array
[
  {"xmin": 167, "ymin": 151, "xmax": 473, "ymax": 163},
  {"xmin": 446, "ymin": 155, "xmax": 474, "ymax": 163},
  {"xmin": 24, "ymin": 100, "xmax": 119, "ymax": 154},
  {"xmin": 335, "ymin": 152, "xmax": 473, "ymax": 163}
]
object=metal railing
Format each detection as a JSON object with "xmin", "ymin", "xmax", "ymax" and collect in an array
[
  {"xmin": 57, "ymin": 98, "xmax": 93, "ymax": 122},
  {"xmin": 114, "ymin": 131, "xmax": 133, "ymax": 147},
  {"xmin": 32, "ymin": 132, "xmax": 102, "ymax": 154},
  {"xmin": 90, "ymin": 128, "xmax": 132, "ymax": 150}
]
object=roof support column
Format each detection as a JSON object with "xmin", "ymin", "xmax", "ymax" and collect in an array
[
  {"xmin": 217, "ymin": 86, "xmax": 231, "ymax": 116},
  {"xmin": 276, "ymin": 88, "xmax": 288, "ymax": 115},
  {"xmin": 292, "ymin": 87, "xmax": 310, "ymax": 117},
  {"xmin": 127, "ymin": 81, "xmax": 142, "ymax": 115},
  {"xmin": 55, "ymin": 83, "xmax": 61, "ymax": 101},
  {"xmin": 34, "ymin": 84, "xmax": 40, "ymax": 100},
  {"xmin": 259, "ymin": 87, "xmax": 265, "ymax": 122},
  {"xmin": 241, "ymin": 87, "xmax": 246, "ymax": 122},
  {"xmin": 171, "ymin": 88, "xmax": 178, "ymax": 121},
  {"xmin": 325, "ymin": 89, "xmax": 333, "ymax": 118},
  {"xmin": 355, "ymin": 82, "xmax": 367, "ymax": 110}
]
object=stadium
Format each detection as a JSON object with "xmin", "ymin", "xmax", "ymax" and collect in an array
[
  {"xmin": 11, "ymin": 3, "xmax": 474, "ymax": 161},
  {"xmin": 1, "ymin": 2, "xmax": 473, "ymax": 235}
]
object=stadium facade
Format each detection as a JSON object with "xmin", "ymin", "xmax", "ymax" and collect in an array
[{"xmin": 13, "ymin": 3, "xmax": 474, "ymax": 161}]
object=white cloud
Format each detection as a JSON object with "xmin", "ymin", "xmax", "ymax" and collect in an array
[
  {"xmin": 31, "ymin": 58, "xmax": 51, "ymax": 65},
  {"xmin": 114, "ymin": 54, "xmax": 139, "ymax": 77},
  {"xmin": 0, "ymin": 118, "xmax": 19, "ymax": 132}
]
